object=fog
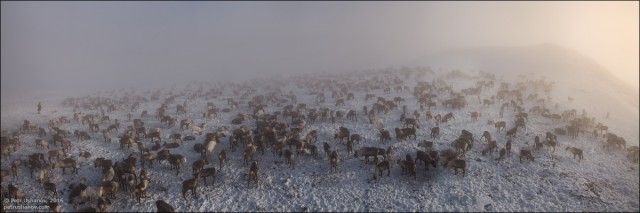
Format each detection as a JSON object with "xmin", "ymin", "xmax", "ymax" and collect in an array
[{"xmin": 2, "ymin": 1, "xmax": 638, "ymax": 93}]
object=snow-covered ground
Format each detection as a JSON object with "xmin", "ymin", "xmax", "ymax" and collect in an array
[{"xmin": 1, "ymin": 47, "xmax": 638, "ymax": 212}]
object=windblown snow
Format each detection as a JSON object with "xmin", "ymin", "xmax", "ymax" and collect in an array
[{"xmin": 1, "ymin": 46, "xmax": 638, "ymax": 212}]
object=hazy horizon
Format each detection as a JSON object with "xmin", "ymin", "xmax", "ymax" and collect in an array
[{"xmin": 2, "ymin": 2, "xmax": 638, "ymax": 91}]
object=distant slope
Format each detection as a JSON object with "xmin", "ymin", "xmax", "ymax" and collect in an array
[{"xmin": 403, "ymin": 43, "xmax": 639, "ymax": 144}]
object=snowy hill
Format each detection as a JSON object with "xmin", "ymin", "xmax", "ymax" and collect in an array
[
  {"xmin": 407, "ymin": 44, "xmax": 639, "ymax": 144},
  {"xmin": 1, "ymin": 45, "xmax": 638, "ymax": 212}
]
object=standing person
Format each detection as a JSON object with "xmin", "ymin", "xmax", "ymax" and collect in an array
[{"xmin": 37, "ymin": 102, "xmax": 42, "ymax": 114}]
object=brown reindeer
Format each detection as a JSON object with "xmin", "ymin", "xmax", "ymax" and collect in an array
[
  {"xmin": 43, "ymin": 181, "xmax": 58, "ymax": 196},
  {"xmin": 101, "ymin": 180, "xmax": 119, "ymax": 200},
  {"xmin": 496, "ymin": 148, "xmax": 506, "ymax": 160},
  {"xmin": 36, "ymin": 139, "xmax": 49, "ymax": 150},
  {"xmin": 480, "ymin": 131, "xmax": 492, "ymax": 143},
  {"xmin": 354, "ymin": 147, "xmax": 386, "ymax": 164},
  {"xmin": 323, "ymin": 142, "xmax": 332, "ymax": 158},
  {"xmin": 334, "ymin": 130, "xmax": 350, "ymax": 143},
  {"xmin": 8, "ymin": 184, "xmax": 26, "ymax": 200},
  {"xmin": 192, "ymin": 159, "xmax": 209, "ymax": 175},
  {"xmin": 415, "ymin": 150, "xmax": 437, "ymax": 170},
  {"xmin": 244, "ymin": 144, "xmax": 257, "ymax": 166},
  {"xmin": 98, "ymin": 197, "xmax": 111, "ymax": 212},
  {"xmin": 135, "ymin": 178, "xmax": 150, "ymax": 203},
  {"xmin": 47, "ymin": 149, "xmax": 65, "ymax": 164},
  {"xmin": 182, "ymin": 175, "xmax": 200, "ymax": 200},
  {"xmin": 397, "ymin": 155, "xmax": 417, "ymax": 180},
  {"xmin": 520, "ymin": 149, "xmax": 535, "ymax": 163},
  {"xmin": 444, "ymin": 159, "xmax": 467, "ymax": 176},
  {"xmin": 156, "ymin": 200, "xmax": 176, "ymax": 212},
  {"xmin": 219, "ymin": 150, "xmax": 226, "ymax": 169},
  {"xmin": 403, "ymin": 118, "xmax": 419, "ymax": 129},
  {"xmin": 379, "ymin": 129, "xmax": 391, "ymax": 143},
  {"xmin": 248, "ymin": 161, "xmax": 259, "ymax": 187},
  {"xmin": 284, "ymin": 149, "xmax": 295, "ymax": 169},
  {"xmin": 350, "ymin": 134, "xmax": 363, "ymax": 144},
  {"xmin": 197, "ymin": 167, "xmax": 216, "ymax": 186},
  {"xmin": 401, "ymin": 127, "xmax": 417, "ymax": 140},
  {"xmin": 566, "ymin": 146, "xmax": 583, "ymax": 162},
  {"xmin": 495, "ymin": 121, "xmax": 506, "ymax": 132},
  {"xmin": 545, "ymin": 138, "xmax": 557, "ymax": 153},
  {"xmin": 430, "ymin": 126, "xmax": 440, "ymax": 139},
  {"xmin": 53, "ymin": 157, "xmax": 78, "ymax": 174},
  {"xmin": 140, "ymin": 152, "xmax": 157, "ymax": 169},
  {"xmin": 168, "ymin": 154, "xmax": 187, "ymax": 176},
  {"xmin": 373, "ymin": 160, "xmax": 391, "ymax": 180},
  {"xmin": 330, "ymin": 150, "xmax": 339, "ymax": 173},
  {"xmin": 481, "ymin": 140, "xmax": 498, "ymax": 156}
]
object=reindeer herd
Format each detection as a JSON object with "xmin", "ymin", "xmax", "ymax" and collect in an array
[{"xmin": 1, "ymin": 67, "xmax": 638, "ymax": 212}]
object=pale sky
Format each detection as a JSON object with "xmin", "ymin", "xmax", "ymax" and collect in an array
[{"xmin": 2, "ymin": 1, "xmax": 638, "ymax": 91}]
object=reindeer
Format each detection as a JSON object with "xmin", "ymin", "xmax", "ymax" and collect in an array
[
  {"xmin": 495, "ymin": 121, "xmax": 506, "ymax": 132},
  {"xmin": 94, "ymin": 158, "xmax": 113, "ymax": 174},
  {"xmin": 334, "ymin": 130, "xmax": 350, "ymax": 143},
  {"xmin": 244, "ymin": 144, "xmax": 257, "ymax": 166},
  {"xmin": 182, "ymin": 175, "xmax": 200, "ymax": 200},
  {"xmin": 430, "ymin": 126, "xmax": 440, "ymax": 139},
  {"xmin": 480, "ymin": 131, "xmax": 492, "ymax": 143},
  {"xmin": 192, "ymin": 159, "xmax": 209, "ymax": 175},
  {"xmin": 323, "ymin": 142, "xmax": 332, "ymax": 158},
  {"xmin": 451, "ymin": 138, "xmax": 469, "ymax": 155},
  {"xmin": 369, "ymin": 117, "xmax": 384, "ymax": 129},
  {"xmin": 137, "ymin": 152, "xmax": 156, "ymax": 169},
  {"xmin": 284, "ymin": 149, "xmax": 295, "ymax": 169},
  {"xmin": 403, "ymin": 118, "xmax": 419, "ymax": 129},
  {"xmin": 330, "ymin": 150, "xmax": 339, "ymax": 173},
  {"xmin": 349, "ymin": 134, "xmax": 363, "ymax": 144},
  {"xmin": 248, "ymin": 161, "xmax": 259, "ymax": 187},
  {"xmin": 101, "ymin": 180, "xmax": 119, "ymax": 200},
  {"xmin": 415, "ymin": 150, "xmax": 437, "ymax": 171},
  {"xmin": 496, "ymin": 148, "xmax": 507, "ymax": 160},
  {"xmin": 146, "ymin": 131, "xmax": 162, "ymax": 143},
  {"xmin": 8, "ymin": 183, "xmax": 26, "ymax": 200},
  {"xmin": 168, "ymin": 154, "xmax": 187, "ymax": 176},
  {"xmin": 545, "ymin": 138, "xmax": 557, "ymax": 153},
  {"xmin": 48, "ymin": 149, "xmax": 65, "ymax": 163},
  {"xmin": 102, "ymin": 166, "xmax": 115, "ymax": 182},
  {"xmin": 397, "ymin": 155, "xmax": 416, "ymax": 180},
  {"xmin": 102, "ymin": 130, "xmax": 112, "ymax": 144},
  {"xmin": 566, "ymin": 146, "xmax": 583, "ymax": 162},
  {"xmin": 373, "ymin": 160, "xmax": 391, "ymax": 180},
  {"xmin": 506, "ymin": 127, "xmax": 518, "ymax": 138},
  {"xmin": 36, "ymin": 139, "xmax": 49, "ymax": 150},
  {"xmin": 134, "ymin": 178, "xmax": 150, "ymax": 203},
  {"xmin": 401, "ymin": 127, "xmax": 417, "ymax": 140},
  {"xmin": 219, "ymin": 150, "xmax": 226, "ymax": 169},
  {"xmin": 98, "ymin": 197, "xmax": 111, "ymax": 212},
  {"xmin": 43, "ymin": 181, "xmax": 58, "ymax": 196},
  {"xmin": 346, "ymin": 110, "xmax": 357, "ymax": 121},
  {"xmin": 156, "ymin": 200, "xmax": 176, "ymax": 212},
  {"xmin": 379, "ymin": 129, "xmax": 391, "ymax": 143},
  {"xmin": 481, "ymin": 140, "xmax": 498, "ymax": 156},
  {"xmin": 444, "ymin": 159, "xmax": 467, "ymax": 176},
  {"xmin": 197, "ymin": 167, "xmax": 216, "ymax": 186},
  {"xmin": 71, "ymin": 186, "xmax": 103, "ymax": 210},
  {"xmin": 354, "ymin": 147, "xmax": 386, "ymax": 163},
  {"xmin": 53, "ymin": 157, "xmax": 78, "ymax": 175},
  {"xmin": 520, "ymin": 149, "xmax": 535, "ymax": 163}
]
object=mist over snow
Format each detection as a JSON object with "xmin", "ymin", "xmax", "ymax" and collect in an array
[
  {"xmin": 1, "ymin": 2, "xmax": 638, "ymax": 212},
  {"xmin": 1, "ymin": 44, "xmax": 638, "ymax": 212}
]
